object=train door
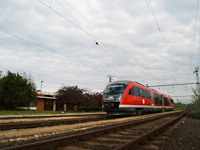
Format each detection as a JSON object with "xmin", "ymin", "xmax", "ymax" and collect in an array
[{"xmin": 151, "ymin": 92, "xmax": 154, "ymax": 106}]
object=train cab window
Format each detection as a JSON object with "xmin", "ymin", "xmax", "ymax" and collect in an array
[
  {"xmin": 104, "ymin": 84, "xmax": 127, "ymax": 93},
  {"xmin": 171, "ymin": 99, "xmax": 174, "ymax": 104}
]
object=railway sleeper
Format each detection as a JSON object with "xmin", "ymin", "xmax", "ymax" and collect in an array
[{"xmin": 1, "ymin": 111, "xmax": 185, "ymax": 150}]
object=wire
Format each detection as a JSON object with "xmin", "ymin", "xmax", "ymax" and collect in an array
[
  {"xmin": 38, "ymin": 0, "xmax": 166, "ymax": 84},
  {"xmin": 172, "ymin": 95, "xmax": 193, "ymax": 97},
  {"xmin": 149, "ymin": 82, "xmax": 197, "ymax": 87},
  {"xmin": 145, "ymin": 0, "xmax": 181, "ymax": 80},
  {"xmin": 62, "ymin": 0, "xmax": 154, "ymax": 76},
  {"xmin": 54, "ymin": 0, "xmax": 179, "ymax": 95},
  {"xmin": 0, "ymin": 25, "xmax": 110, "ymax": 77},
  {"xmin": 198, "ymin": 30, "xmax": 200, "ymax": 67},
  {"xmin": 55, "ymin": 0, "xmax": 81, "ymax": 27},
  {"xmin": 188, "ymin": 0, "xmax": 199, "ymax": 80}
]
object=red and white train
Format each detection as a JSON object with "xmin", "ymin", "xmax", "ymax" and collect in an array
[{"xmin": 102, "ymin": 80, "xmax": 174, "ymax": 115}]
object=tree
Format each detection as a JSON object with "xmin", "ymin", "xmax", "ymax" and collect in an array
[
  {"xmin": 191, "ymin": 88, "xmax": 200, "ymax": 118},
  {"xmin": 56, "ymin": 86, "xmax": 84, "ymax": 106},
  {"xmin": 0, "ymin": 71, "xmax": 37, "ymax": 110},
  {"xmin": 56, "ymin": 86, "xmax": 103, "ymax": 111},
  {"xmin": 82, "ymin": 92, "xmax": 102, "ymax": 110}
]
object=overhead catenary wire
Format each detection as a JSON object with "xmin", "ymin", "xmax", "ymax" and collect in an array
[
  {"xmin": 148, "ymin": 82, "xmax": 198, "ymax": 87},
  {"xmin": 145, "ymin": 0, "xmax": 181, "ymax": 81},
  {"xmin": 0, "ymin": 29, "xmax": 115, "ymax": 91},
  {"xmin": 60, "ymin": 0, "xmax": 157, "ymax": 75},
  {"xmin": 172, "ymin": 95, "xmax": 193, "ymax": 97},
  {"xmin": 55, "ymin": 0, "xmax": 181, "ymax": 95},
  {"xmin": 0, "ymin": 62, "xmax": 106, "ymax": 92},
  {"xmin": 51, "ymin": 0, "xmax": 136, "ymax": 77},
  {"xmin": 0, "ymin": 13, "xmax": 128, "ymax": 88},
  {"xmin": 188, "ymin": 0, "xmax": 200, "ymax": 81},
  {"xmin": 38, "ymin": 0, "xmax": 173, "ymax": 87},
  {"xmin": 1, "ymin": 1, "xmax": 195, "ymax": 98},
  {"xmin": 55, "ymin": 0, "xmax": 81, "ymax": 27},
  {"xmin": 39, "ymin": 0, "xmax": 140, "ymax": 78},
  {"xmin": 0, "ymin": 25, "xmax": 109, "ymax": 77},
  {"xmin": 198, "ymin": 30, "xmax": 200, "ymax": 67},
  {"xmin": 0, "ymin": 15, "xmax": 114, "ymax": 79},
  {"xmin": 63, "ymin": 0, "xmax": 148, "ymax": 69}
]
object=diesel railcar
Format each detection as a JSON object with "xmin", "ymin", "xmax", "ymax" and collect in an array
[{"xmin": 102, "ymin": 80, "xmax": 174, "ymax": 115}]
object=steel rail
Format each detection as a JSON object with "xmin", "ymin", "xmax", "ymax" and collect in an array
[
  {"xmin": 113, "ymin": 112, "xmax": 187, "ymax": 150},
  {"xmin": 1, "ymin": 111, "xmax": 183, "ymax": 150},
  {"xmin": 0, "ymin": 115, "xmax": 110, "ymax": 130},
  {"xmin": 0, "ymin": 113, "xmax": 106, "ymax": 120}
]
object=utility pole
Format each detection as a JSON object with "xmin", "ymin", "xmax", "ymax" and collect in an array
[
  {"xmin": 193, "ymin": 67, "xmax": 200, "ymax": 89},
  {"xmin": 107, "ymin": 75, "xmax": 113, "ymax": 83},
  {"xmin": 41, "ymin": 81, "xmax": 43, "ymax": 94}
]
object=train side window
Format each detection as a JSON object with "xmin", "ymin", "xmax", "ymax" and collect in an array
[
  {"xmin": 159, "ymin": 95, "xmax": 162, "ymax": 105},
  {"xmin": 141, "ymin": 89, "xmax": 144, "ymax": 97},
  {"xmin": 143, "ymin": 89, "xmax": 146, "ymax": 98},
  {"xmin": 140, "ymin": 89, "xmax": 150, "ymax": 99},
  {"xmin": 146, "ymin": 90, "xmax": 150, "ymax": 98},
  {"xmin": 141, "ymin": 89, "xmax": 146, "ymax": 98},
  {"xmin": 155, "ymin": 94, "xmax": 162, "ymax": 105},
  {"xmin": 171, "ymin": 99, "xmax": 174, "ymax": 103},
  {"xmin": 136, "ymin": 87, "xmax": 141, "ymax": 96},
  {"xmin": 128, "ymin": 86, "xmax": 141, "ymax": 96},
  {"xmin": 154, "ymin": 94, "xmax": 158, "ymax": 104},
  {"xmin": 129, "ymin": 86, "xmax": 150, "ymax": 97}
]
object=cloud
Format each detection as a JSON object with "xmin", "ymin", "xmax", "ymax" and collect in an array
[{"xmin": 0, "ymin": 0, "xmax": 199, "ymax": 103}]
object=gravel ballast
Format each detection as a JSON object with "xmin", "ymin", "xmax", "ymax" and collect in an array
[{"xmin": 158, "ymin": 117, "xmax": 200, "ymax": 150}]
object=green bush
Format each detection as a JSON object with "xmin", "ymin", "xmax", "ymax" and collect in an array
[
  {"xmin": 174, "ymin": 102, "xmax": 187, "ymax": 110},
  {"xmin": 191, "ymin": 88, "xmax": 200, "ymax": 119},
  {"xmin": 42, "ymin": 121, "xmax": 51, "ymax": 126}
]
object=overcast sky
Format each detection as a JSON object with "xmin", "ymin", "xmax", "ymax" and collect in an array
[{"xmin": 0, "ymin": 0, "xmax": 200, "ymax": 104}]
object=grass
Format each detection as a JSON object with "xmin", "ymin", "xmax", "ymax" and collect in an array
[
  {"xmin": 0, "ymin": 110, "xmax": 60, "ymax": 115},
  {"xmin": 41, "ymin": 121, "xmax": 51, "ymax": 126},
  {"xmin": 0, "ymin": 110, "xmax": 104, "ymax": 115}
]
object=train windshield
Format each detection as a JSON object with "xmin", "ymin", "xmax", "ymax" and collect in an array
[{"xmin": 104, "ymin": 84, "xmax": 127, "ymax": 93}]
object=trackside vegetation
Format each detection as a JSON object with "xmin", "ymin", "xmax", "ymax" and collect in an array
[
  {"xmin": 174, "ymin": 88, "xmax": 200, "ymax": 119},
  {"xmin": 0, "ymin": 71, "xmax": 102, "ymax": 113},
  {"xmin": 190, "ymin": 88, "xmax": 200, "ymax": 118},
  {"xmin": 0, "ymin": 71, "xmax": 37, "ymax": 110},
  {"xmin": 0, "ymin": 110, "xmax": 60, "ymax": 115},
  {"xmin": 56, "ymin": 86, "xmax": 102, "ymax": 111}
]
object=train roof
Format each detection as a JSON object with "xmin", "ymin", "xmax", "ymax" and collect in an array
[
  {"xmin": 108, "ymin": 80, "xmax": 132, "ymax": 86},
  {"xmin": 107, "ymin": 80, "xmax": 173, "ymax": 99}
]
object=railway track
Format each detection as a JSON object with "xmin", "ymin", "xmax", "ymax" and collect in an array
[
  {"xmin": 0, "ymin": 114, "xmax": 110, "ymax": 130},
  {"xmin": 0, "ymin": 113, "xmax": 106, "ymax": 120},
  {"xmin": 1, "ymin": 111, "xmax": 186, "ymax": 150}
]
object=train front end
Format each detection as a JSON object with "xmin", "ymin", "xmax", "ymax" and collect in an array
[{"xmin": 102, "ymin": 80, "xmax": 131, "ymax": 115}]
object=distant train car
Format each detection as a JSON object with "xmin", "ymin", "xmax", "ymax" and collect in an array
[{"xmin": 102, "ymin": 80, "xmax": 174, "ymax": 115}]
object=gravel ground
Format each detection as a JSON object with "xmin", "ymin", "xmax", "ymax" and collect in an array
[
  {"xmin": 1, "ymin": 110, "xmax": 194, "ymax": 150},
  {"xmin": 158, "ymin": 116, "xmax": 200, "ymax": 150},
  {"xmin": 0, "ymin": 111, "xmax": 178, "ymax": 148},
  {"xmin": 0, "ymin": 115, "xmax": 103, "ymax": 124}
]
